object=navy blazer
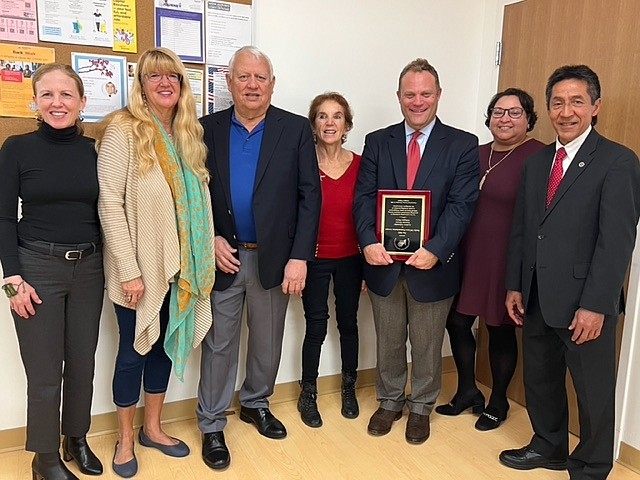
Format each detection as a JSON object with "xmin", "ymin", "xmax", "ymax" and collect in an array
[
  {"xmin": 353, "ymin": 118, "xmax": 480, "ymax": 302},
  {"xmin": 506, "ymin": 129, "xmax": 640, "ymax": 326},
  {"xmin": 200, "ymin": 105, "xmax": 321, "ymax": 291}
]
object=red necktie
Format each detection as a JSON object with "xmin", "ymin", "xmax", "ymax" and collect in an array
[
  {"xmin": 546, "ymin": 146, "xmax": 567, "ymax": 209},
  {"xmin": 407, "ymin": 131, "xmax": 422, "ymax": 189}
]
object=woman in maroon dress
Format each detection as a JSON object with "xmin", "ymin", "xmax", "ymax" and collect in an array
[{"xmin": 435, "ymin": 88, "xmax": 545, "ymax": 430}]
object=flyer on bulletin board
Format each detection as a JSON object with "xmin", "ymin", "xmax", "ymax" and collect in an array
[
  {"xmin": 0, "ymin": 43, "xmax": 55, "ymax": 118},
  {"xmin": 72, "ymin": 52, "xmax": 126, "ymax": 122},
  {"xmin": 112, "ymin": 0, "xmax": 137, "ymax": 53},
  {"xmin": 37, "ymin": 0, "xmax": 114, "ymax": 48},
  {"xmin": 0, "ymin": 0, "xmax": 39, "ymax": 43}
]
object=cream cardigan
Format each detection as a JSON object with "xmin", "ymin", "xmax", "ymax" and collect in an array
[{"xmin": 97, "ymin": 119, "xmax": 214, "ymax": 355}]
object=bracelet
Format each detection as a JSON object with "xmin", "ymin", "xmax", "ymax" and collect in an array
[{"xmin": 2, "ymin": 281, "xmax": 24, "ymax": 298}]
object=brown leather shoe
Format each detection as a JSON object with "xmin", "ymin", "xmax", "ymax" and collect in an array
[
  {"xmin": 405, "ymin": 412, "xmax": 430, "ymax": 444},
  {"xmin": 367, "ymin": 408, "xmax": 402, "ymax": 436}
]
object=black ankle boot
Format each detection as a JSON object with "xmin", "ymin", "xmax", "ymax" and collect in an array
[
  {"xmin": 32, "ymin": 452, "xmax": 79, "ymax": 480},
  {"xmin": 341, "ymin": 371, "xmax": 359, "ymax": 419},
  {"xmin": 62, "ymin": 435, "xmax": 103, "ymax": 475},
  {"xmin": 297, "ymin": 381, "xmax": 322, "ymax": 428}
]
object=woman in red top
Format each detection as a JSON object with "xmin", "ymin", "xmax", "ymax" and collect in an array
[{"xmin": 298, "ymin": 92, "xmax": 363, "ymax": 428}]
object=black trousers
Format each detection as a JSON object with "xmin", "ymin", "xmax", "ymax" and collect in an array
[
  {"xmin": 524, "ymin": 280, "xmax": 617, "ymax": 480},
  {"xmin": 12, "ymin": 245, "xmax": 104, "ymax": 453},
  {"xmin": 301, "ymin": 255, "xmax": 363, "ymax": 382}
]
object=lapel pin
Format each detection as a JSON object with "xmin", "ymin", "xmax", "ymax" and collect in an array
[{"xmin": 578, "ymin": 162, "xmax": 585, "ymax": 168}]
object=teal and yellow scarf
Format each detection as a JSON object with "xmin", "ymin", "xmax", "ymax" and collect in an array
[{"xmin": 153, "ymin": 116, "xmax": 215, "ymax": 380}]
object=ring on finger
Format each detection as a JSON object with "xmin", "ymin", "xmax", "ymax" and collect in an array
[{"xmin": 126, "ymin": 294, "xmax": 133, "ymax": 302}]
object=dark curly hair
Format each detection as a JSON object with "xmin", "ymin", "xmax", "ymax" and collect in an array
[{"xmin": 484, "ymin": 87, "xmax": 538, "ymax": 132}]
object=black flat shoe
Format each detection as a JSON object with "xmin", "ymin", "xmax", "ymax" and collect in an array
[
  {"xmin": 62, "ymin": 435, "xmax": 103, "ymax": 475},
  {"xmin": 475, "ymin": 406, "xmax": 508, "ymax": 431},
  {"xmin": 202, "ymin": 432, "xmax": 230, "ymax": 470},
  {"xmin": 239, "ymin": 406, "xmax": 287, "ymax": 439},
  {"xmin": 32, "ymin": 452, "xmax": 78, "ymax": 480},
  {"xmin": 435, "ymin": 391, "xmax": 485, "ymax": 416}
]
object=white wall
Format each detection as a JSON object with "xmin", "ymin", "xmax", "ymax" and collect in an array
[{"xmin": 615, "ymin": 228, "xmax": 640, "ymax": 454}]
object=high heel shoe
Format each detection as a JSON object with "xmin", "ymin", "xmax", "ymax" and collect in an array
[
  {"xmin": 62, "ymin": 435, "xmax": 103, "ymax": 475},
  {"xmin": 32, "ymin": 452, "xmax": 79, "ymax": 480},
  {"xmin": 475, "ymin": 404, "xmax": 509, "ymax": 431},
  {"xmin": 435, "ymin": 391, "xmax": 485, "ymax": 416}
]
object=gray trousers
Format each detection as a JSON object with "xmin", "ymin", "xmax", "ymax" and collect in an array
[
  {"xmin": 197, "ymin": 249, "xmax": 289, "ymax": 433},
  {"xmin": 12, "ymin": 246, "xmax": 104, "ymax": 452},
  {"xmin": 368, "ymin": 274, "xmax": 452, "ymax": 416}
]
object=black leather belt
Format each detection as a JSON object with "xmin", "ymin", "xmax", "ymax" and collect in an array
[
  {"xmin": 18, "ymin": 239, "xmax": 102, "ymax": 260},
  {"xmin": 237, "ymin": 242, "xmax": 258, "ymax": 250}
]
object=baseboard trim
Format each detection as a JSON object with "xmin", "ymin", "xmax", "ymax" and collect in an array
[
  {"xmin": 0, "ymin": 358, "xmax": 457, "ymax": 453},
  {"xmin": 619, "ymin": 441, "xmax": 640, "ymax": 474}
]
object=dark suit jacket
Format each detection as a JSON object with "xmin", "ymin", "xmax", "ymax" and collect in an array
[
  {"xmin": 201, "ymin": 105, "xmax": 321, "ymax": 291},
  {"xmin": 353, "ymin": 118, "xmax": 480, "ymax": 302},
  {"xmin": 506, "ymin": 129, "xmax": 640, "ymax": 326}
]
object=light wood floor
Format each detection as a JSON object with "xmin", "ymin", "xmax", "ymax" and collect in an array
[{"xmin": 1, "ymin": 373, "xmax": 638, "ymax": 480}]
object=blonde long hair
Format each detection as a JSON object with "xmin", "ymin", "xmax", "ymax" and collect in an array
[{"xmin": 95, "ymin": 48, "xmax": 208, "ymax": 180}]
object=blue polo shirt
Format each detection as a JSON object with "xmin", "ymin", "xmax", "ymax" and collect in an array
[{"xmin": 229, "ymin": 113, "xmax": 265, "ymax": 243}]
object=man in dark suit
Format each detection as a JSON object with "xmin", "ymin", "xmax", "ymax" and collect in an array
[
  {"xmin": 353, "ymin": 58, "xmax": 479, "ymax": 444},
  {"xmin": 197, "ymin": 46, "xmax": 321, "ymax": 470},
  {"xmin": 500, "ymin": 65, "xmax": 640, "ymax": 480}
]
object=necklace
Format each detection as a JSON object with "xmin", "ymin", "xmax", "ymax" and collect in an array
[{"xmin": 479, "ymin": 141, "xmax": 523, "ymax": 190}]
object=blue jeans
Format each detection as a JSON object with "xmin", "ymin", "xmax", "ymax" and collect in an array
[
  {"xmin": 112, "ymin": 293, "xmax": 172, "ymax": 407},
  {"xmin": 301, "ymin": 254, "xmax": 363, "ymax": 382}
]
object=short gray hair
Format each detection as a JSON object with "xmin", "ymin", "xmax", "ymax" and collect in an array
[{"xmin": 228, "ymin": 46, "xmax": 274, "ymax": 80}]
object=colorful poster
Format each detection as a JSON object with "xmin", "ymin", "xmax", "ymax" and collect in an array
[
  {"xmin": 112, "ymin": 0, "xmax": 136, "ymax": 53},
  {"xmin": 155, "ymin": 0, "xmax": 204, "ymax": 63},
  {"xmin": 0, "ymin": 43, "xmax": 54, "ymax": 118},
  {"xmin": 186, "ymin": 67, "xmax": 203, "ymax": 117},
  {"xmin": 207, "ymin": 65, "xmax": 231, "ymax": 114},
  {"xmin": 72, "ymin": 52, "xmax": 126, "ymax": 122},
  {"xmin": 205, "ymin": 1, "xmax": 251, "ymax": 66},
  {"xmin": 37, "ymin": 0, "xmax": 113, "ymax": 48},
  {"xmin": 0, "ymin": 0, "xmax": 38, "ymax": 43}
]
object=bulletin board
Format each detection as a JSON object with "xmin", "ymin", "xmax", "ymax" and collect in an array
[{"xmin": 0, "ymin": 0, "xmax": 251, "ymax": 145}]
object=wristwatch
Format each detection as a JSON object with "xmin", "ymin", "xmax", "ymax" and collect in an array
[{"xmin": 2, "ymin": 283, "xmax": 19, "ymax": 298}]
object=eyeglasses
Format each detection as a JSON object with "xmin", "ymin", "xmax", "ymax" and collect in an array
[
  {"xmin": 145, "ymin": 73, "xmax": 182, "ymax": 84},
  {"xmin": 490, "ymin": 107, "xmax": 524, "ymax": 119}
]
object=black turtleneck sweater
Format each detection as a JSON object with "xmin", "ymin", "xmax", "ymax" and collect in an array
[{"xmin": 0, "ymin": 122, "xmax": 100, "ymax": 277}]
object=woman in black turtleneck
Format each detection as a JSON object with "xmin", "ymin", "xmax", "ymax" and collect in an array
[{"xmin": 0, "ymin": 63, "xmax": 104, "ymax": 480}]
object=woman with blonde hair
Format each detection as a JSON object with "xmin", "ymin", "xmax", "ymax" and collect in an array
[{"xmin": 96, "ymin": 47, "xmax": 215, "ymax": 478}]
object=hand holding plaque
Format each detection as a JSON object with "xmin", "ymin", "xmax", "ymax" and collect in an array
[{"xmin": 376, "ymin": 190, "xmax": 431, "ymax": 261}]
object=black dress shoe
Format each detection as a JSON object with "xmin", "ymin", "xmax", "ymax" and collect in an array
[
  {"xmin": 499, "ymin": 445, "xmax": 567, "ymax": 471},
  {"xmin": 62, "ymin": 436, "xmax": 103, "ymax": 475},
  {"xmin": 239, "ymin": 406, "xmax": 287, "ymax": 439},
  {"xmin": 435, "ymin": 391, "xmax": 485, "ymax": 416},
  {"xmin": 32, "ymin": 452, "xmax": 79, "ymax": 480},
  {"xmin": 202, "ymin": 432, "xmax": 230, "ymax": 470}
]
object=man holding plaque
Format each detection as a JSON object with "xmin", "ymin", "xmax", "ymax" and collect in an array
[{"xmin": 353, "ymin": 58, "xmax": 479, "ymax": 444}]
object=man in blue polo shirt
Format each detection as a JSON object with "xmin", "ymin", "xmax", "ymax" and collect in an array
[{"xmin": 197, "ymin": 46, "xmax": 321, "ymax": 471}]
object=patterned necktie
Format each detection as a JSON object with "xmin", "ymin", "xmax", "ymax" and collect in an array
[
  {"xmin": 546, "ymin": 147, "xmax": 567, "ymax": 209},
  {"xmin": 407, "ymin": 131, "xmax": 422, "ymax": 189}
]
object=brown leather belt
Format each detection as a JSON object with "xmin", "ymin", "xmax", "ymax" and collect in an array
[{"xmin": 237, "ymin": 242, "xmax": 258, "ymax": 250}]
